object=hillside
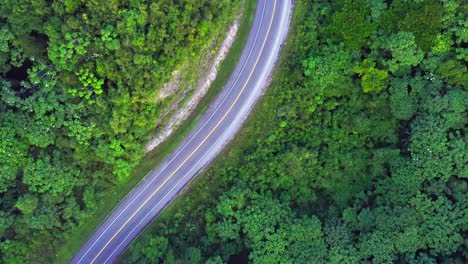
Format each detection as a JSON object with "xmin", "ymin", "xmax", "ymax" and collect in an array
[{"xmin": 0, "ymin": 0, "xmax": 241, "ymax": 262}]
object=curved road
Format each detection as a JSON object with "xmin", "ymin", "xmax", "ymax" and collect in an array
[{"xmin": 71, "ymin": 0, "xmax": 291, "ymax": 263}]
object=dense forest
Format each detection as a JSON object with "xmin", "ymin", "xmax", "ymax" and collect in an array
[
  {"xmin": 0, "ymin": 0, "xmax": 241, "ymax": 262},
  {"xmin": 125, "ymin": 0, "xmax": 467, "ymax": 263}
]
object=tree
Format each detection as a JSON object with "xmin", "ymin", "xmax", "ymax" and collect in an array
[
  {"xmin": 16, "ymin": 194, "xmax": 39, "ymax": 215},
  {"xmin": 384, "ymin": 32, "xmax": 424, "ymax": 73},
  {"xmin": 354, "ymin": 58, "xmax": 389, "ymax": 93},
  {"xmin": 0, "ymin": 26, "xmax": 14, "ymax": 73},
  {"xmin": 0, "ymin": 211, "xmax": 14, "ymax": 237},
  {"xmin": 366, "ymin": 0, "xmax": 387, "ymax": 22},
  {"xmin": 286, "ymin": 217, "xmax": 327, "ymax": 263},
  {"xmin": 357, "ymin": 231, "xmax": 396, "ymax": 263},
  {"xmin": 389, "ymin": 77, "xmax": 418, "ymax": 120},
  {"xmin": 0, "ymin": 111, "xmax": 29, "ymax": 193},
  {"xmin": 22, "ymin": 151, "xmax": 81, "ymax": 196},
  {"xmin": 140, "ymin": 236, "xmax": 169, "ymax": 263},
  {"xmin": 330, "ymin": 0, "xmax": 376, "ymax": 50},
  {"xmin": 381, "ymin": 0, "xmax": 444, "ymax": 52},
  {"xmin": 303, "ymin": 44, "xmax": 353, "ymax": 92},
  {"xmin": 47, "ymin": 32, "xmax": 91, "ymax": 71},
  {"xmin": 436, "ymin": 59, "xmax": 468, "ymax": 88}
]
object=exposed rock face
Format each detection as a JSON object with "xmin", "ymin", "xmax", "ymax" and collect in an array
[
  {"xmin": 157, "ymin": 70, "xmax": 181, "ymax": 101},
  {"xmin": 146, "ymin": 19, "xmax": 240, "ymax": 152}
]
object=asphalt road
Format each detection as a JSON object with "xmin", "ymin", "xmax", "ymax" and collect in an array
[{"xmin": 71, "ymin": 0, "xmax": 291, "ymax": 263}]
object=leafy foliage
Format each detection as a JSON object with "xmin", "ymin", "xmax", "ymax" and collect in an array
[
  {"xmin": 354, "ymin": 58, "xmax": 389, "ymax": 93},
  {"xmin": 384, "ymin": 32, "xmax": 425, "ymax": 73},
  {"xmin": 330, "ymin": 0, "xmax": 376, "ymax": 50},
  {"xmin": 380, "ymin": 0, "xmax": 444, "ymax": 52},
  {"xmin": 0, "ymin": 0, "xmax": 240, "ymax": 262}
]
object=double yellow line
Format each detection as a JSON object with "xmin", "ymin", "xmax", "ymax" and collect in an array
[{"xmin": 88, "ymin": 0, "xmax": 277, "ymax": 262}]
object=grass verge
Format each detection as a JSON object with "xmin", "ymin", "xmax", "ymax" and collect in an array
[{"xmin": 54, "ymin": 1, "xmax": 258, "ymax": 263}]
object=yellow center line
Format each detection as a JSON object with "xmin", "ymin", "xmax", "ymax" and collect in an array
[{"xmin": 89, "ymin": 0, "xmax": 277, "ymax": 262}]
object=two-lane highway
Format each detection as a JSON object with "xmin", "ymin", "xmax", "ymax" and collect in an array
[{"xmin": 71, "ymin": 0, "xmax": 292, "ymax": 263}]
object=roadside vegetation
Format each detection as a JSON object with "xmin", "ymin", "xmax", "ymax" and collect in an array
[
  {"xmin": 56, "ymin": 1, "xmax": 257, "ymax": 262},
  {"xmin": 124, "ymin": 0, "xmax": 467, "ymax": 263},
  {"xmin": 0, "ymin": 0, "xmax": 242, "ymax": 262}
]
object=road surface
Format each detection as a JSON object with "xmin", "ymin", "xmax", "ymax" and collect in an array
[{"xmin": 71, "ymin": 0, "xmax": 291, "ymax": 263}]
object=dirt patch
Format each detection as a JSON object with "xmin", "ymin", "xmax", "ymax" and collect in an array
[
  {"xmin": 146, "ymin": 18, "xmax": 240, "ymax": 152},
  {"xmin": 156, "ymin": 70, "xmax": 181, "ymax": 101}
]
